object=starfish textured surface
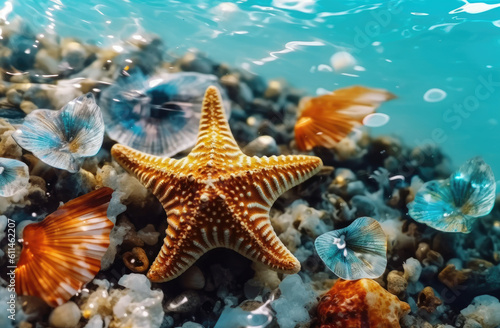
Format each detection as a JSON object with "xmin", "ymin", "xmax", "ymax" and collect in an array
[{"xmin": 111, "ymin": 86, "xmax": 323, "ymax": 282}]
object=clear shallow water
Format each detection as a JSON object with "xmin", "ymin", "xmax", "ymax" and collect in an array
[{"xmin": 4, "ymin": 0, "xmax": 500, "ymax": 179}]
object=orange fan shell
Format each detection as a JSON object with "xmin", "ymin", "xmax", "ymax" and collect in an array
[
  {"xmin": 16, "ymin": 187, "xmax": 114, "ymax": 307},
  {"xmin": 317, "ymin": 278, "xmax": 410, "ymax": 328},
  {"xmin": 294, "ymin": 86, "xmax": 395, "ymax": 151}
]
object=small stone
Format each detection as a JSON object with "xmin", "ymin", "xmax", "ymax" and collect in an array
[
  {"xmin": 62, "ymin": 41, "xmax": 87, "ymax": 71},
  {"xmin": 20, "ymin": 100, "xmax": 37, "ymax": 114},
  {"xmin": 387, "ymin": 270, "xmax": 408, "ymax": 297},
  {"xmin": 422, "ymin": 250, "xmax": 444, "ymax": 268},
  {"xmin": 48, "ymin": 302, "xmax": 81, "ymax": 328},
  {"xmin": 461, "ymin": 295, "xmax": 500, "ymax": 328},
  {"xmin": 417, "ymin": 287, "xmax": 442, "ymax": 313},
  {"xmin": 137, "ymin": 224, "xmax": 161, "ymax": 246},
  {"xmin": 165, "ymin": 290, "xmax": 201, "ymax": 313},
  {"xmin": 179, "ymin": 52, "xmax": 213, "ymax": 74},
  {"xmin": 466, "ymin": 258, "xmax": 494, "ymax": 272},
  {"xmin": 220, "ymin": 74, "xmax": 240, "ymax": 100},
  {"xmin": 438, "ymin": 264, "xmax": 471, "ymax": 289},
  {"xmin": 35, "ymin": 49, "xmax": 59, "ymax": 75},
  {"xmin": 243, "ymin": 136, "xmax": 279, "ymax": 157},
  {"xmin": 180, "ymin": 266, "xmax": 205, "ymax": 290},
  {"xmin": 264, "ymin": 80, "xmax": 283, "ymax": 100},
  {"xmin": 415, "ymin": 242, "xmax": 430, "ymax": 262},
  {"xmin": 6, "ymin": 89, "xmax": 22, "ymax": 106},
  {"xmin": 181, "ymin": 322, "xmax": 204, "ymax": 328}
]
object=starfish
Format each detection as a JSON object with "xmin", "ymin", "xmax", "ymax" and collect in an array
[{"xmin": 111, "ymin": 86, "xmax": 323, "ymax": 282}]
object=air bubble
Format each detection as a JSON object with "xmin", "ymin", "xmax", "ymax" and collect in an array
[
  {"xmin": 424, "ymin": 88, "xmax": 447, "ymax": 102},
  {"xmin": 363, "ymin": 113, "xmax": 390, "ymax": 127}
]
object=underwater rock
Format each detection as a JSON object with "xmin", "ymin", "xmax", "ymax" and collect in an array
[
  {"xmin": 15, "ymin": 188, "xmax": 114, "ymax": 307},
  {"xmin": 315, "ymin": 217, "xmax": 387, "ymax": 280},
  {"xmin": 180, "ymin": 266, "xmax": 206, "ymax": 290},
  {"xmin": 137, "ymin": 224, "xmax": 161, "ymax": 245},
  {"xmin": 12, "ymin": 93, "xmax": 105, "ymax": 173},
  {"xmin": 101, "ymin": 218, "xmax": 130, "ymax": 270},
  {"xmin": 0, "ymin": 157, "xmax": 29, "ymax": 197},
  {"xmin": 82, "ymin": 274, "xmax": 164, "ymax": 328},
  {"xmin": 0, "ymin": 123, "xmax": 22, "ymax": 159},
  {"xmin": 99, "ymin": 71, "xmax": 230, "ymax": 157},
  {"xmin": 403, "ymin": 257, "xmax": 422, "ymax": 283},
  {"xmin": 294, "ymin": 85, "xmax": 395, "ymax": 151},
  {"xmin": 417, "ymin": 287, "xmax": 442, "ymax": 313},
  {"xmin": 165, "ymin": 290, "xmax": 201, "ymax": 314},
  {"xmin": 460, "ymin": 295, "xmax": 500, "ymax": 328},
  {"xmin": 242, "ymin": 135, "xmax": 279, "ymax": 157},
  {"xmin": 214, "ymin": 302, "xmax": 273, "ymax": 328},
  {"xmin": 438, "ymin": 264, "xmax": 471, "ymax": 289},
  {"xmin": 386, "ymin": 270, "xmax": 408, "ymax": 297},
  {"xmin": 271, "ymin": 274, "xmax": 317, "ymax": 328},
  {"xmin": 408, "ymin": 157, "xmax": 496, "ymax": 233},
  {"xmin": 48, "ymin": 302, "xmax": 81, "ymax": 328},
  {"xmin": 317, "ymin": 279, "xmax": 410, "ymax": 328}
]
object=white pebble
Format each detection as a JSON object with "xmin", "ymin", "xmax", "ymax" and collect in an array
[
  {"xmin": 403, "ymin": 257, "xmax": 422, "ymax": 283},
  {"xmin": 49, "ymin": 302, "xmax": 81, "ymax": 328},
  {"xmin": 461, "ymin": 295, "xmax": 500, "ymax": 328}
]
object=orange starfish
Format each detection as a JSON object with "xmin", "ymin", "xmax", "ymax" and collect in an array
[{"xmin": 111, "ymin": 86, "xmax": 323, "ymax": 282}]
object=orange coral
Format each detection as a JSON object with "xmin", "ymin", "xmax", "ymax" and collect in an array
[
  {"xmin": 317, "ymin": 279, "xmax": 410, "ymax": 328},
  {"xmin": 294, "ymin": 86, "xmax": 395, "ymax": 151},
  {"xmin": 16, "ymin": 187, "xmax": 114, "ymax": 307}
]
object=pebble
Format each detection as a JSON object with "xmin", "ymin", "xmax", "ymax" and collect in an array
[
  {"xmin": 242, "ymin": 135, "xmax": 279, "ymax": 157},
  {"xmin": 264, "ymin": 80, "xmax": 283, "ymax": 100},
  {"xmin": 20, "ymin": 100, "xmax": 37, "ymax": 114},
  {"xmin": 48, "ymin": 301, "xmax": 81, "ymax": 328},
  {"xmin": 165, "ymin": 290, "xmax": 201, "ymax": 313},
  {"xmin": 387, "ymin": 270, "xmax": 408, "ymax": 297},
  {"xmin": 6, "ymin": 89, "xmax": 22, "ymax": 106},
  {"xmin": 180, "ymin": 265, "xmax": 206, "ymax": 290},
  {"xmin": 179, "ymin": 52, "xmax": 213, "ymax": 74},
  {"xmin": 62, "ymin": 41, "xmax": 87, "ymax": 71},
  {"xmin": 35, "ymin": 49, "xmax": 60, "ymax": 75}
]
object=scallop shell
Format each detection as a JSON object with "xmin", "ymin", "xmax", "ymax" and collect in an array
[
  {"xmin": 0, "ymin": 157, "xmax": 29, "ymax": 197},
  {"xmin": 294, "ymin": 86, "xmax": 395, "ymax": 151},
  {"xmin": 12, "ymin": 93, "xmax": 104, "ymax": 173},
  {"xmin": 16, "ymin": 187, "xmax": 114, "ymax": 307},
  {"xmin": 99, "ymin": 71, "xmax": 230, "ymax": 157}
]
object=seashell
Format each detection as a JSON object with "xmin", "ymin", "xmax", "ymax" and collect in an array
[
  {"xmin": 294, "ymin": 85, "xmax": 395, "ymax": 151},
  {"xmin": 12, "ymin": 93, "xmax": 105, "ymax": 173},
  {"xmin": 317, "ymin": 278, "xmax": 410, "ymax": 328},
  {"xmin": 122, "ymin": 247, "xmax": 149, "ymax": 273},
  {"xmin": 408, "ymin": 157, "xmax": 495, "ymax": 233},
  {"xmin": 315, "ymin": 217, "xmax": 387, "ymax": 280},
  {"xmin": 99, "ymin": 71, "xmax": 230, "ymax": 157},
  {"xmin": 16, "ymin": 187, "xmax": 114, "ymax": 307},
  {"xmin": 0, "ymin": 157, "xmax": 29, "ymax": 197}
]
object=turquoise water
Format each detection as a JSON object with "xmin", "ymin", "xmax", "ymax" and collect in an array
[{"xmin": 6, "ymin": 0, "xmax": 500, "ymax": 178}]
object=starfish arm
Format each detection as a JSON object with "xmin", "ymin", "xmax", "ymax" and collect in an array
[
  {"xmin": 189, "ymin": 86, "xmax": 243, "ymax": 164},
  {"xmin": 147, "ymin": 216, "xmax": 207, "ymax": 282},
  {"xmin": 242, "ymin": 154, "xmax": 323, "ymax": 204},
  {"xmin": 111, "ymin": 143, "xmax": 183, "ymax": 188}
]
